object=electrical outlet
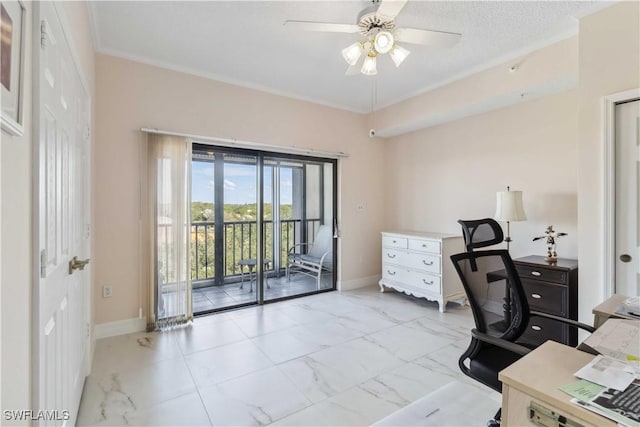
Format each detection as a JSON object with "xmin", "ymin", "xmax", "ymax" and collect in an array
[
  {"xmin": 103, "ymin": 285, "xmax": 113, "ymax": 298},
  {"xmin": 356, "ymin": 203, "xmax": 365, "ymax": 211}
]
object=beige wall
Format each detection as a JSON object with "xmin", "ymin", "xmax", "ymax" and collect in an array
[
  {"xmin": 384, "ymin": 90, "xmax": 579, "ymax": 260},
  {"xmin": 1, "ymin": 1, "xmax": 94, "ymax": 420},
  {"xmin": 93, "ymin": 54, "xmax": 386, "ymax": 324},
  {"xmin": 577, "ymin": 2, "xmax": 640, "ymax": 322}
]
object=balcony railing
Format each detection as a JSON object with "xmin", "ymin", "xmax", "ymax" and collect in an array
[{"xmin": 188, "ymin": 218, "xmax": 321, "ymax": 284}]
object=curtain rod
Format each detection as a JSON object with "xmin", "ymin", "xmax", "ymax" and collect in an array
[{"xmin": 140, "ymin": 128, "xmax": 349, "ymax": 159}]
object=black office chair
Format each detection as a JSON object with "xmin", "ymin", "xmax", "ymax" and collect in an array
[{"xmin": 452, "ymin": 219, "xmax": 595, "ymax": 426}]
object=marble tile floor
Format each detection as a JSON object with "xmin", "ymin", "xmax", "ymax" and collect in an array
[
  {"xmin": 77, "ymin": 286, "xmax": 501, "ymax": 426},
  {"xmin": 190, "ymin": 273, "xmax": 334, "ymax": 313}
]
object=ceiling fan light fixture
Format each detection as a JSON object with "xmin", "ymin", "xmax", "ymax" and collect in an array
[
  {"xmin": 342, "ymin": 42, "xmax": 363, "ymax": 66},
  {"xmin": 389, "ymin": 44, "xmax": 410, "ymax": 67},
  {"xmin": 361, "ymin": 54, "xmax": 377, "ymax": 75},
  {"xmin": 374, "ymin": 31, "xmax": 394, "ymax": 54}
]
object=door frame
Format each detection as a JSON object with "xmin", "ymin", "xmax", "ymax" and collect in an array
[
  {"xmin": 602, "ymin": 88, "xmax": 640, "ymax": 297},
  {"xmin": 31, "ymin": 0, "xmax": 93, "ymax": 413}
]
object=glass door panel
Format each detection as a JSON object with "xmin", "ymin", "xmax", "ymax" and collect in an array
[
  {"xmin": 264, "ymin": 156, "xmax": 337, "ymax": 301},
  {"xmin": 191, "ymin": 145, "xmax": 337, "ymax": 313},
  {"xmin": 190, "ymin": 147, "xmax": 259, "ymax": 314}
]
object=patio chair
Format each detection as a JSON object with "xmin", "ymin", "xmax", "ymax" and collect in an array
[{"xmin": 286, "ymin": 225, "xmax": 334, "ymax": 289}]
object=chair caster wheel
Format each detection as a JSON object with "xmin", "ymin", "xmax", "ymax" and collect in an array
[{"xmin": 487, "ymin": 420, "xmax": 500, "ymax": 427}]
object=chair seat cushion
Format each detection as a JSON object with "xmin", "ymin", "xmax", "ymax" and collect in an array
[{"xmin": 469, "ymin": 344, "xmax": 523, "ymax": 392}]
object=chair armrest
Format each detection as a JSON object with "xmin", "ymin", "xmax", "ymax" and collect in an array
[
  {"xmin": 471, "ymin": 329, "xmax": 531, "ymax": 356},
  {"xmin": 529, "ymin": 311, "xmax": 595, "ymax": 333},
  {"xmin": 288, "ymin": 243, "xmax": 309, "ymax": 254}
]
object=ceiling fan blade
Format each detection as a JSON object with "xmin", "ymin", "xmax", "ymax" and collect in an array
[
  {"xmin": 395, "ymin": 27, "xmax": 461, "ymax": 47},
  {"xmin": 376, "ymin": 0, "xmax": 408, "ymax": 20},
  {"xmin": 284, "ymin": 20, "xmax": 361, "ymax": 33}
]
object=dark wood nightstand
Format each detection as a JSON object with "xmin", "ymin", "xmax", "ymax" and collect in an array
[{"xmin": 513, "ymin": 255, "xmax": 579, "ymax": 347}]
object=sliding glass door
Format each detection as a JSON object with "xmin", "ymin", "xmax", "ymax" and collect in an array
[
  {"xmin": 190, "ymin": 145, "xmax": 337, "ymax": 314},
  {"xmin": 264, "ymin": 156, "xmax": 336, "ymax": 301}
]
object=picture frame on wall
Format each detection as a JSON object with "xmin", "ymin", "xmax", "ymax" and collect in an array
[{"xmin": 1, "ymin": 0, "xmax": 26, "ymax": 137}]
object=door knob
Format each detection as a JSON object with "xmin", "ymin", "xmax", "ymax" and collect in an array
[
  {"xmin": 69, "ymin": 256, "xmax": 90, "ymax": 274},
  {"xmin": 620, "ymin": 254, "xmax": 632, "ymax": 263}
]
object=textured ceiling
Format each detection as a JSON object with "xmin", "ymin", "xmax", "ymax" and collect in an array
[{"xmin": 89, "ymin": 1, "xmax": 611, "ymax": 113}]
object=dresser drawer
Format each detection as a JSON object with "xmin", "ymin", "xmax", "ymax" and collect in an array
[
  {"xmin": 408, "ymin": 238, "xmax": 441, "ymax": 254},
  {"xmin": 407, "ymin": 270, "xmax": 441, "ymax": 293},
  {"xmin": 383, "ymin": 235, "xmax": 408, "ymax": 249},
  {"xmin": 382, "ymin": 264, "xmax": 405, "ymax": 281},
  {"xmin": 516, "ymin": 264, "xmax": 568, "ymax": 284},
  {"xmin": 406, "ymin": 252, "xmax": 440, "ymax": 274},
  {"xmin": 382, "ymin": 249, "xmax": 441, "ymax": 274},
  {"xmin": 521, "ymin": 279, "xmax": 567, "ymax": 317},
  {"xmin": 382, "ymin": 265, "xmax": 441, "ymax": 293}
]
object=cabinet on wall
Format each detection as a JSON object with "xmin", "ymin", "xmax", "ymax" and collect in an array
[
  {"xmin": 379, "ymin": 231, "xmax": 465, "ymax": 312},
  {"xmin": 514, "ymin": 256, "xmax": 579, "ymax": 347}
]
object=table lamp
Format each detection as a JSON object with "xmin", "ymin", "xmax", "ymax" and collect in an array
[{"xmin": 495, "ymin": 186, "xmax": 527, "ymax": 251}]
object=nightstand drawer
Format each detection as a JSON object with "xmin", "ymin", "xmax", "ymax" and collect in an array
[
  {"xmin": 516, "ymin": 265, "xmax": 567, "ymax": 284},
  {"xmin": 521, "ymin": 279, "xmax": 567, "ymax": 317},
  {"xmin": 383, "ymin": 235, "xmax": 408, "ymax": 249},
  {"xmin": 518, "ymin": 316, "xmax": 567, "ymax": 348}
]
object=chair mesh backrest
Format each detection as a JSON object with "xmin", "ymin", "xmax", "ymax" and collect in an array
[
  {"xmin": 458, "ymin": 218, "xmax": 504, "ymax": 252},
  {"xmin": 308, "ymin": 225, "xmax": 333, "ymax": 259},
  {"xmin": 450, "ymin": 250, "xmax": 529, "ymax": 341}
]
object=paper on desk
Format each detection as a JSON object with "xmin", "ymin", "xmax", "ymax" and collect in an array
[
  {"xmin": 571, "ymin": 398, "xmax": 640, "ymax": 427},
  {"xmin": 575, "ymin": 355, "xmax": 636, "ymax": 391},
  {"xmin": 583, "ymin": 319, "xmax": 640, "ymax": 361},
  {"xmin": 559, "ymin": 379, "xmax": 606, "ymax": 401}
]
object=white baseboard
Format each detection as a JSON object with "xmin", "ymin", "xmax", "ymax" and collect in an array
[
  {"xmin": 94, "ymin": 317, "xmax": 147, "ymax": 339},
  {"xmin": 339, "ymin": 275, "xmax": 381, "ymax": 291}
]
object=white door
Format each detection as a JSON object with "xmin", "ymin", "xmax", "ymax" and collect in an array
[
  {"xmin": 34, "ymin": 2, "xmax": 91, "ymax": 425},
  {"xmin": 615, "ymin": 99, "xmax": 640, "ymax": 296}
]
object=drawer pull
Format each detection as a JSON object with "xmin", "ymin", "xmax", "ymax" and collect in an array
[
  {"xmin": 531, "ymin": 325, "xmax": 542, "ymax": 331},
  {"xmin": 422, "ymin": 279, "xmax": 434, "ymax": 285},
  {"xmin": 531, "ymin": 293, "xmax": 542, "ymax": 299},
  {"xmin": 422, "ymin": 260, "xmax": 434, "ymax": 266},
  {"xmin": 387, "ymin": 253, "xmax": 396, "ymax": 259},
  {"xmin": 531, "ymin": 271, "xmax": 542, "ymax": 277},
  {"xmin": 392, "ymin": 240, "xmax": 397, "ymax": 243},
  {"xmin": 387, "ymin": 270, "xmax": 396, "ymax": 276},
  {"xmin": 422, "ymin": 244, "xmax": 427, "ymax": 247}
]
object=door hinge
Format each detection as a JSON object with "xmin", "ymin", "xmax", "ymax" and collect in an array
[
  {"xmin": 40, "ymin": 249, "xmax": 47, "ymax": 278},
  {"xmin": 40, "ymin": 20, "xmax": 47, "ymax": 48},
  {"xmin": 40, "ymin": 19, "xmax": 56, "ymax": 49},
  {"xmin": 86, "ymin": 323, "xmax": 90, "ymax": 339},
  {"xmin": 84, "ymin": 126, "xmax": 91, "ymax": 140}
]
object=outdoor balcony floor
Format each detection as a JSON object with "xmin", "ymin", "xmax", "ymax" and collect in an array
[{"xmin": 191, "ymin": 272, "xmax": 334, "ymax": 313}]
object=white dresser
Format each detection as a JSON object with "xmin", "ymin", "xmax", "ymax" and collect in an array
[{"xmin": 379, "ymin": 231, "xmax": 465, "ymax": 312}]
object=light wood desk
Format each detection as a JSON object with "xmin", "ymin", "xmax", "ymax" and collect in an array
[
  {"xmin": 592, "ymin": 294, "xmax": 636, "ymax": 328},
  {"xmin": 499, "ymin": 341, "xmax": 616, "ymax": 427}
]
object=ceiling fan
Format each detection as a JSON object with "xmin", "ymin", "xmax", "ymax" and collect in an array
[{"xmin": 284, "ymin": 0, "xmax": 461, "ymax": 76}]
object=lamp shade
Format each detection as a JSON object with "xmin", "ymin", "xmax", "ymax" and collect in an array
[
  {"xmin": 361, "ymin": 55, "xmax": 377, "ymax": 76},
  {"xmin": 495, "ymin": 190, "xmax": 527, "ymax": 222}
]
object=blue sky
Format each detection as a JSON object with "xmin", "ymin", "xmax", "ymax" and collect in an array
[{"xmin": 191, "ymin": 161, "xmax": 292, "ymax": 205}]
